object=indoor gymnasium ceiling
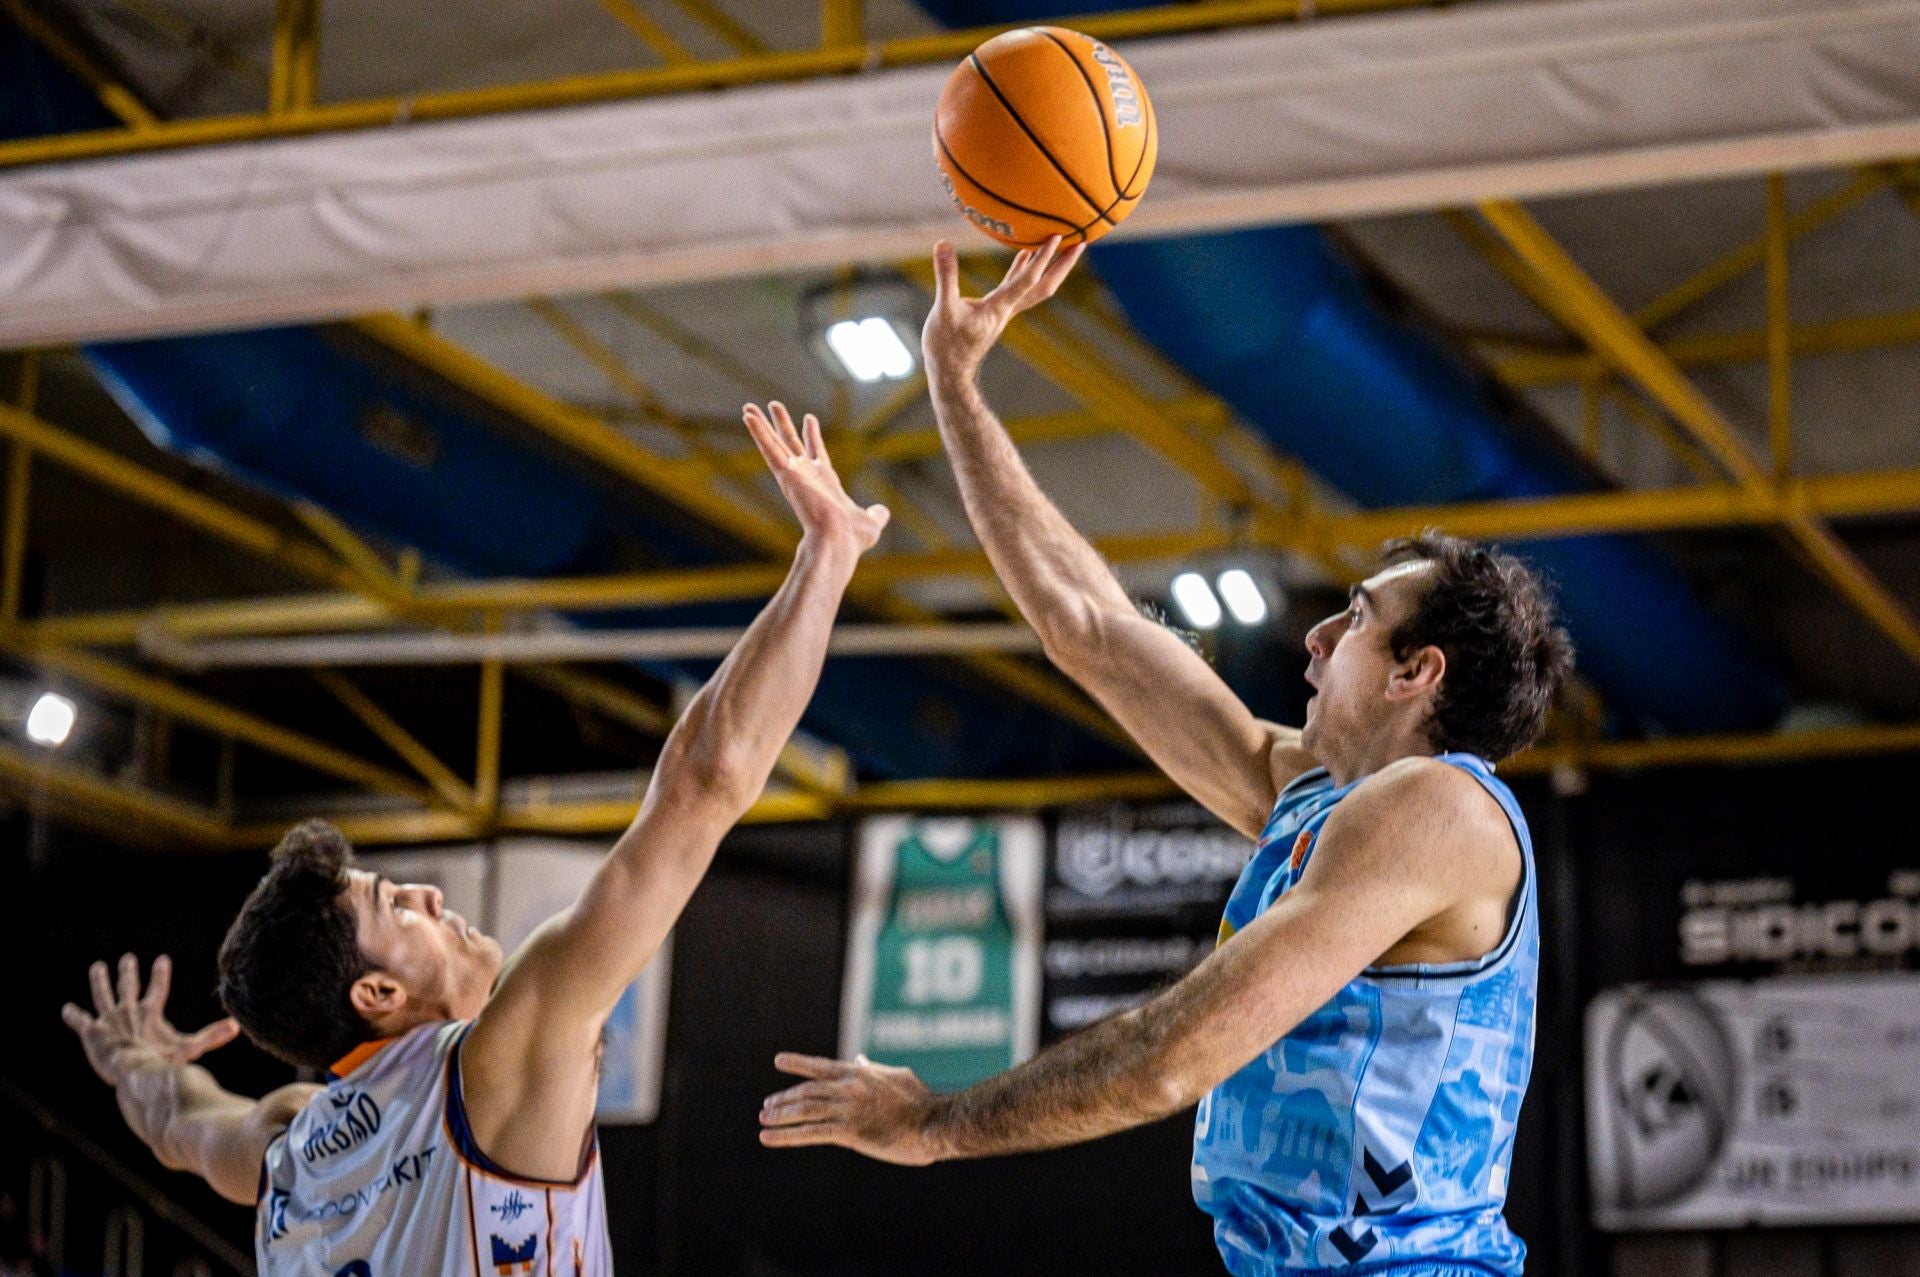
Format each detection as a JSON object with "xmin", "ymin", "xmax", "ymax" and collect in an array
[{"xmin": 3, "ymin": 0, "xmax": 1920, "ymax": 844}]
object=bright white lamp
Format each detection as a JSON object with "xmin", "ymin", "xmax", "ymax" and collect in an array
[
  {"xmin": 1215, "ymin": 568, "xmax": 1269, "ymax": 625},
  {"xmin": 26, "ymin": 692, "xmax": 75, "ymax": 747},
  {"xmin": 1171, "ymin": 572, "xmax": 1223, "ymax": 630},
  {"xmin": 824, "ymin": 317, "xmax": 916, "ymax": 383}
]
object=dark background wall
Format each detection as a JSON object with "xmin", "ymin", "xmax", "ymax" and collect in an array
[{"xmin": 5, "ymin": 755, "xmax": 1919, "ymax": 1276}]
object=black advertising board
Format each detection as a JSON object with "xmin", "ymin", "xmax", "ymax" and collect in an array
[
  {"xmin": 1043, "ymin": 802, "xmax": 1253, "ymax": 1044},
  {"xmin": 1575, "ymin": 759, "xmax": 1920, "ymax": 988}
]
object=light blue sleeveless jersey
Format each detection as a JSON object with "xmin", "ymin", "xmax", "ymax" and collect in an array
[{"xmin": 1191, "ymin": 753, "xmax": 1537, "ymax": 1275}]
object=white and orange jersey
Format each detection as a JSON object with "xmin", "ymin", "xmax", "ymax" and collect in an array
[{"xmin": 256, "ymin": 1021, "xmax": 612, "ymax": 1277}]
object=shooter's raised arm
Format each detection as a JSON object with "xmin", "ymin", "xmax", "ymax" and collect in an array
[{"xmin": 921, "ymin": 240, "xmax": 1312, "ymax": 838}]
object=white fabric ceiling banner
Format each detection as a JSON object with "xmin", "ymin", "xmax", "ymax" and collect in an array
[{"xmin": 6, "ymin": 0, "xmax": 1920, "ymax": 346}]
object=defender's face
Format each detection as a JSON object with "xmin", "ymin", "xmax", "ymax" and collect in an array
[
  {"xmin": 344, "ymin": 869, "xmax": 502, "ymax": 1024},
  {"xmin": 1299, "ymin": 560, "xmax": 1433, "ymax": 757}
]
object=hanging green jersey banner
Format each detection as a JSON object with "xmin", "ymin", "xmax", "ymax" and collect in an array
[{"xmin": 840, "ymin": 815, "xmax": 1044, "ymax": 1091}]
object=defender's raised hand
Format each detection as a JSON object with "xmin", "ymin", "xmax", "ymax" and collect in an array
[
  {"xmin": 743, "ymin": 402, "xmax": 890, "ymax": 554},
  {"xmin": 921, "ymin": 236, "xmax": 1085, "ymax": 385},
  {"xmin": 758, "ymin": 1051, "xmax": 942, "ymax": 1166},
  {"xmin": 61, "ymin": 954, "xmax": 240, "ymax": 1088}
]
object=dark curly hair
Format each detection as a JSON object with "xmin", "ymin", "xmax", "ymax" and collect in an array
[
  {"xmin": 1379, "ymin": 533, "xmax": 1574, "ymax": 762},
  {"xmin": 217, "ymin": 819, "xmax": 374, "ymax": 1069}
]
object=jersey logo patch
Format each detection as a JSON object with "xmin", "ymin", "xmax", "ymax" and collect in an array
[
  {"xmin": 490, "ymin": 1191, "xmax": 535, "ymax": 1224},
  {"xmin": 1329, "ymin": 1223, "xmax": 1379, "ymax": 1263},
  {"xmin": 490, "ymin": 1233, "xmax": 537, "ymax": 1274},
  {"xmin": 1288, "ymin": 830, "xmax": 1314, "ymax": 876}
]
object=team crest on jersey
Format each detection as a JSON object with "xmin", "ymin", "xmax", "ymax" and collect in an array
[
  {"xmin": 490, "ymin": 1191, "xmax": 535, "ymax": 1225},
  {"xmin": 490, "ymin": 1233, "xmax": 538, "ymax": 1275},
  {"xmin": 1289, "ymin": 830, "xmax": 1314, "ymax": 876}
]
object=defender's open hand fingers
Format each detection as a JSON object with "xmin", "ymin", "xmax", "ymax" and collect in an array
[
  {"xmin": 758, "ymin": 1122, "xmax": 846, "ymax": 1150},
  {"xmin": 141, "ymin": 954, "xmax": 172, "ymax": 1017},
  {"xmin": 773, "ymin": 1051, "xmax": 854, "ymax": 1080},
  {"xmin": 768, "ymin": 402, "xmax": 805, "ymax": 456},
  {"xmin": 89, "ymin": 960, "xmax": 115, "ymax": 1015},
  {"xmin": 117, "ymin": 953, "xmax": 141, "ymax": 1008},
  {"xmin": 181, "ymin": 1017, "xmax": 241, "ymax": 1059},
  {"xmin": 60, "ymin": 1003, "xmax": 93, "ymax": 1035},
  {"xmin": 741, "ymin": 404, "xmax": 788, "ymax": 471},
  {"xmin": 803, "ymin": 413, "xmax": 827, "ymax": 464}
]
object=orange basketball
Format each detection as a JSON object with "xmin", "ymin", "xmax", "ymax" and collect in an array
[{"xmin": 933, "ymin": 26, "xmax": 1157, "ymax": 248}]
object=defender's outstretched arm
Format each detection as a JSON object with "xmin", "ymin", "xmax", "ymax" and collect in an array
[
  {"xmin": 923, "ymin": 240, "xmax": 1312, "ymax": 840},
  {"xmin": 464, "ymin": 402, "xmax": 888, "ymax": 1178},
  {"xmin": 62, "ymin": 954, "xmax": 316, "ymax": 1204}
]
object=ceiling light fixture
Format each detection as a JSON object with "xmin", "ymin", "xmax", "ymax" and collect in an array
[
  {"xmin": 1171, "ymin": 572, "xmax": 1223, "ymax": 630},
  {"xmin": 25, "ymin": 692, "xmax": 76, "ymax": 747},
  {"xmin": 824, "ymin": 316, "xmax": 916, "ymax": 383},
  {"xmin": 1215, "ymin": 568, "xmax": 1269, "ymax": 625},
  {"xmin": 803, "ymin": 274, "xmax": 922, "ymax": 385}
]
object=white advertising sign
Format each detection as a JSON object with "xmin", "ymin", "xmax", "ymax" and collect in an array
[{"xmin": 1587, "ymin": 973, "xmax": 1920, "ymax": 1229}]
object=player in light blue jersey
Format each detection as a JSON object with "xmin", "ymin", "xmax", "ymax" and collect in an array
[
  {"xmin": 61, "ymin": 401, "xmax": 891, "ymax": 1276},
  {"xmin": 761, "ymin": 239, "xmax": 1573, "ymax": 1276}
]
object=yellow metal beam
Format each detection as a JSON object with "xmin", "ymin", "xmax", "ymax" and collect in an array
[
  {"xmin": 2, "ymin": 354, "xmax": 36, "ymax": 622},
  {"xmin": 850, "ymin": 772, "xmax": 1178, "ymax": 810},
  {"xmin": 1765, "ymin": 174, "xmax": 1792, "ymax": 481},
  {"xmin": 852, "ymin": 372, "xmax": 930, "ymax": 441},
  {"xmin": 598, "ymin": 293, "xmax": 785, "ymax": 404},
  {"xmin": 36, "ymin": 593, "xmax": 397, "ymax": 646},
  {"xmin": 0, "ymin": 0, "xmax": 158, "ymax": 129},
  {"xmin": 1506, "ymin": 720, "xmax": 1920, "ymax": 775},
  {"xmin": 1601, "ymin": 383, "xmax": 1724, "ymax": 486},
  {"xmin": 291, "ymin": 501, "xmax": 410, "ymax": 604},
  {"xmin": 1478, "ymin": 199, "xmax": 1920, "ymax": 669},
  {"xmin": 1494, "ymin": 307, "xmax": 1920, "ymax": 388},
  {"xmin": 356, "ymin": 314, "xmax": 793, "ymax": 553},
  {"xmin": 0, "ymin": 404, "xmax": 352, "ymax": 590},
  {"xmin": 524, "ymin": 297, "xmax": 786, "ymax": 521},
  {"xmin": 519, "ymin": 664, "xmax": 852, "ymax": 797},
  {"xmin": 253, "ymin": 717, "xmax": 1920, "ymax": 847},
  {"xmin": 267, "ymin": 0, "xmax": 322, "ymax": 116},
  {"xmin": 598, "ymin": 0, "xmax": 697, "ymax": 64},
  {"xmin": 1632, "ymin": 169, "xmax": 1886, "ymax": 334},
  {"xmin": 821, "ymin": 0, "xmax": 863, "ymax": 48},
  {"xmin": 1312, "ymin": 465, "xmax": 1920, "ymax": 546},
  {"xmin": 3, "ymin": 640, "xmax": 436, "ymax": 801},
  {"xmin": 475, "ymin": 616, "xmax": 505, "ymax": 818},
  {"xmin": 35, "ymin": 461, "xmax": 1920, "ymax": 649},
  {"xmin": 665, "ymin": 0, "xmax": 768, "ymax": 55},
  {"xmin": 2, "ymin": 443, "xmax": 29, "ymax": 623},
  {"xmin": 312, "ymin": 668, "xmax": 475, "ymax": 811},
  {"xmin": 0, "ymin": 0, "xmax": 1444, "ymax": 170},
  {"xmin": 0, "ymin": 741, "xmax": 230, "ymax": 846}
]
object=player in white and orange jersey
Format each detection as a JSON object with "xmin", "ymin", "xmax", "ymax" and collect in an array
[{"xmin": 62, "ymin": 401, "xmax": 888, "ymax": 1277}]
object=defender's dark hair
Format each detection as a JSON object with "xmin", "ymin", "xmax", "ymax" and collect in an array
[
  {"xmin": 217, "ymin": 819, "xmax": 373, "ymax": 1069},
  {"xmin": 1379, "ymin": 533, "xmax": 1574, "ymax": 762}
]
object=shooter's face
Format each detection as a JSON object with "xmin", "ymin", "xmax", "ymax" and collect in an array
[
  {"xmin": 1299, "ymin": 559, "xmax": 1435, "ymax": 760},
  {"xmin": 343, "ymin": 869, "xmax": 502, "ymax": 1031}
]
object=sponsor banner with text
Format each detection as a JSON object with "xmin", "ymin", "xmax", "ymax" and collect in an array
[
  {"xmin": 1587, "ymin": 972, "xmax": 1920, "ymax": 1229},
  {"xmin": 1043, "ymin": 804, "xmax": 1252, "ymax": 1044}
]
